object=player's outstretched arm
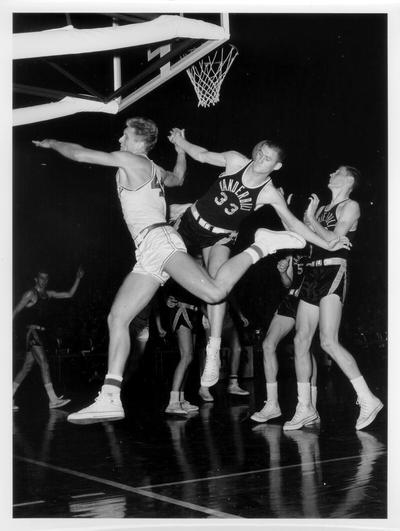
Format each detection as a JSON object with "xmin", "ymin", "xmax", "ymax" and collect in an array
[
  {"xmin": 33, "ymin": 139, "xmax": 128, "ymax": 169},
  {"xmin": 168, "ymin": 128, "xmax": 230, "ymax": 167},
  {"xmin": 159, "ymin": 142, "xmax": 187, "ymax": 188},
  {"xmin": 269, "ymin": 189, "xmax": 351, "ymax": 252},
  {"xmin": 48, "ymin": 267, "xmax": 84, "ymax": 299}
]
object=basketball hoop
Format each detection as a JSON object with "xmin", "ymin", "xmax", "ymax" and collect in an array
[{"xmin": 186, "ymin": 44, "xmax": 238, "ymax": 108}]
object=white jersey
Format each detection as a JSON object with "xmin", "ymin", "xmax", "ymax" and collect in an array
[{"xmin": 116, "ymin": 159, "xmax": 167, "ymax": 240}]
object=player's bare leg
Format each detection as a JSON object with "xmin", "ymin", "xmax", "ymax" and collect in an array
[
  {"xmin": 319, "ymin": 295, "xmax": 383, "ymax": 430},
  {"xmin": 284, "ymin": 300, "xmax": 319, "ymax": 431}
]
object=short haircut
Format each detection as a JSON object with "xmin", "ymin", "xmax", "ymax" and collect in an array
[
  {"xmin": 36, "ymin": 270, "xmax": 49, "ymax": 278},
  {"xmin": 343, "ymin": 165, "xmax": 361, "ymax": 190},
  {"xmin": 252, "ymin": 139, "xmax": 286, "ymax": 163},
  {"xmin": 125, "ymin": 117, "xmax": 158, "ymax": 152}
]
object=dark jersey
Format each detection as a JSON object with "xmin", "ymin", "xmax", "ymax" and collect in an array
[
  {"xmin": 290, "ymin": 245, "xmax": 312, "ymax": 296},
  {"xmin": 23, "ymin": 289, "xmax": 50, "ymax": 327},
  {"xmin": 195, "ymin": 161, "xmax": 271, "ymax": 231},
  {"xmin": 311, "ymin": 200, "xmax": 356, "ymax": 261}
]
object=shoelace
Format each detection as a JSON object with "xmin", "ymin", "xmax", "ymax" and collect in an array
[
  {"xmin": 357, "ymin": 400, "xmax": 371, "ymax": 415},
  {"xmin": 261, "ymin": 400, "xmax": 272, "ymax": 412},
  {"xmin": 95, "ymin": 392, "xmax": 117, "ymax": 403},
  {"xmin": 94, "ymin": 394, "xmax": 104, "ymax": 404},
  {"xmin": 261, "ymin": 401, "xmax": 275, "ymax": 412},
  {"xmin": 291, "ymin": 403, "xmax": 309, "ymax": 421}
]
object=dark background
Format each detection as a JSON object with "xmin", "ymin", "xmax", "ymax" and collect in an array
[{"xmin": 12, "ymin": 12, "xmax": 387, "ymax": 335}]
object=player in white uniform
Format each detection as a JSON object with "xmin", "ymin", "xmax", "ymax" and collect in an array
[{"xmin": 33, "ymin": 117, "xmax": 317, "ymax": 422}]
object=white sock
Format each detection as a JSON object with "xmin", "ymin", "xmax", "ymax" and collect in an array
[
  {"xmin": 244, "ymin": 246, "xmax": 264, "ymax": 264},
  {"xmin": 297, "ymin": 382, "xmax": 311, "ymax": 406},
  {"xmin": 102, "ymin": 385, "xmax": 121, "ymax": 395},
  {"xmin": 311, "ymin": 385, "xmax": 318, "ymax": 408},
  {"xmin": 105, "ymin": 373, "xmax": 123, "ymax": 382},
  {"xmin": 170, "ymin": 391, "xmax": 179, "ymax": 403},
  {"xmin": 350, "ymin": 375, "xmax": 373, "ymax": 400},
  {"xmin": 102, "ymin": 373, "xmax": 123, "ymax": 395},
  {"xmin": 266, "ymin": 382, "xmax": 278, "ymax": 404},
  {"xmin": 13, "ymin": 382, "xmax": 20, "ymax": 395},
  {"xmin": 208, "ymin": 337, "xmax": 221, "ymax": 350}
]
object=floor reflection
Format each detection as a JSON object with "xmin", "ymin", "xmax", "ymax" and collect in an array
[{"xmin": 13, "ymin": 388, "xmax": 386, "ymax": 519}]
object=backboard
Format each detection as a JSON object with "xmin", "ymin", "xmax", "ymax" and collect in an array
[{"xmin": 13, "ymin": 13, "xmax": 230, "ymax": 124}]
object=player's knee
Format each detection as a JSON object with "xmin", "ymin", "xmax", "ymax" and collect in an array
[
  {"xmin": 320, "ymin": 334, "xmax": 339, "ymax": 354},
  {"xmin": 107, "ymin": 310, "xmax": 125, "ymax": 330},
  {"xmin": 180, "ymin": 350, "xmax": 193, "ymax": 363},
  {"xmin": 108, "ymin": 304, "xmax": 132, "ymax": 328},
  {"xmin": 262, "ymin": 338, "xmax": 276, "ymax": 357},
  {"xmin": 294, "ymin": 332, "xmax": 312, "ymax": 354},
  {"xmin": 107, "ymin": 311, "xmax": 115, "ymax": 329},
  {"xmin": 201, "ymin": 287, "xmax": 226, "ymax": 304}
]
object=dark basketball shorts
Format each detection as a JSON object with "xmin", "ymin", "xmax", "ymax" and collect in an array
[
  {"xmin": 26, "ymin": 325, "xmax": 47, "ymax": 349},
  {"xmin": 169, "ymin": 305, "xmax": 198, "ymax": 332},
  {"xmin": 166, "ymin": 294, "xmax": 199, "ymax": 332},
  {"xmin": 130, "ymin": 305, "xmax": 152, "ymax": 339},
  {"xmin": 174, "ymin": 209, "xmax": 237, "ymax": 254},
  {"xmin": 275, "ymin": 294, "xmax": 299, "ymax": 320},
  {"xmin": 299, "ymin": 262, "xmax": 348, "ymax": 307}
]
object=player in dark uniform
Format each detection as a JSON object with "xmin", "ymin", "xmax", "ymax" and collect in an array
[
  {"xmin": 13, "ymin": 267, "xmax": 84, "ymax": 410},
  {"xmin": 251, "ymin": 245, "xmax": 320, "ymax": 423},
  {"xmin": 168, "ymin": 128, "xmax": 351, "ymax": 391},
  {"xmin": 284, "ymin": 166, "xmax": 383, "ymax": 431},
  {"xmin": 164, "ymin": 265, "xmax": 202, "ymax": 415},
  {"xmin": 123, "ymin": 295, "xmax": 167, "ymax": 383}
]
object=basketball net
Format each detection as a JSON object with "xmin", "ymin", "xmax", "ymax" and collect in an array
[{"xmin": 186, "ymin": 44, "xmax": 238, "ymax": 108}]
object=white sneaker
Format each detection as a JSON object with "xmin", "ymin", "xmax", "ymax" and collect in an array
[
  {"xmin": 49, "ymin": 397, "xmax": 71, "ymax": 409},
  {"xmin": 254, "ymin": 228, "xmax": 306, "ymax": 257},
  {"xmin": 228, "ymin": 383, "xmax": 250, "ymax": 396},
  {"xmin": 13, "ymin": 401, "xmax": 19, "ymax": 411},
  {"xmin": 165, "ymin": 402, "xmax": 187, "ymax": 415},
  {"xmin": 67, "ymin": 392, "xmax": 124, "ymax": 422},
  {"xmin": 180, "ymin": 400, "xmax": 199, "ymax": 412},
  {"xmin": 356, "ymin": 396, "xmax": 383, "ymax": 430},
  {"xmin": 251, "ymin": 401, "xmax": 281, "ymax": 423},
  {"xmin": 200, "ymin": 348, "xmax": 220, "ymax": 387},
  {"xmin": 283, "ymin": 402, "xmax": 318, "ymax": 431},
  {"xmin": 305, "ymin": 411, "xmax": 321, "ymax": 425},
  {"xmin": 198, "ymin": 387, "xmax": 214, "ymax": 402}
]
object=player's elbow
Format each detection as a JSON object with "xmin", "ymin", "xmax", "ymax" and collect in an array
[
  {"xmin": 178, "ymin": 172, "xmax": 187, "ymax": 186},
  {"xmin": 172, "ymin": 173, "xmax": 185, "ymax": 187},
  {"xmin": 166, "ymin": 173, "xmax": 185, "ymax": 188}
]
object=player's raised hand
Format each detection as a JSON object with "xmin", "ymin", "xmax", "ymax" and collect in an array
[
  {"xmin": 329, "ymin": 236, "xmax": 352, "ymax": 251},
  {"xmin": 168, "ymin": 128, "xmax": 185, "ymax": 145},
  {"xmin": 32, "ymin": 139, "xmax": 53, "ymax": 149},
  {"xmin": 306, "ymin": 193, "xmax": 320, "ymax": 219}
]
